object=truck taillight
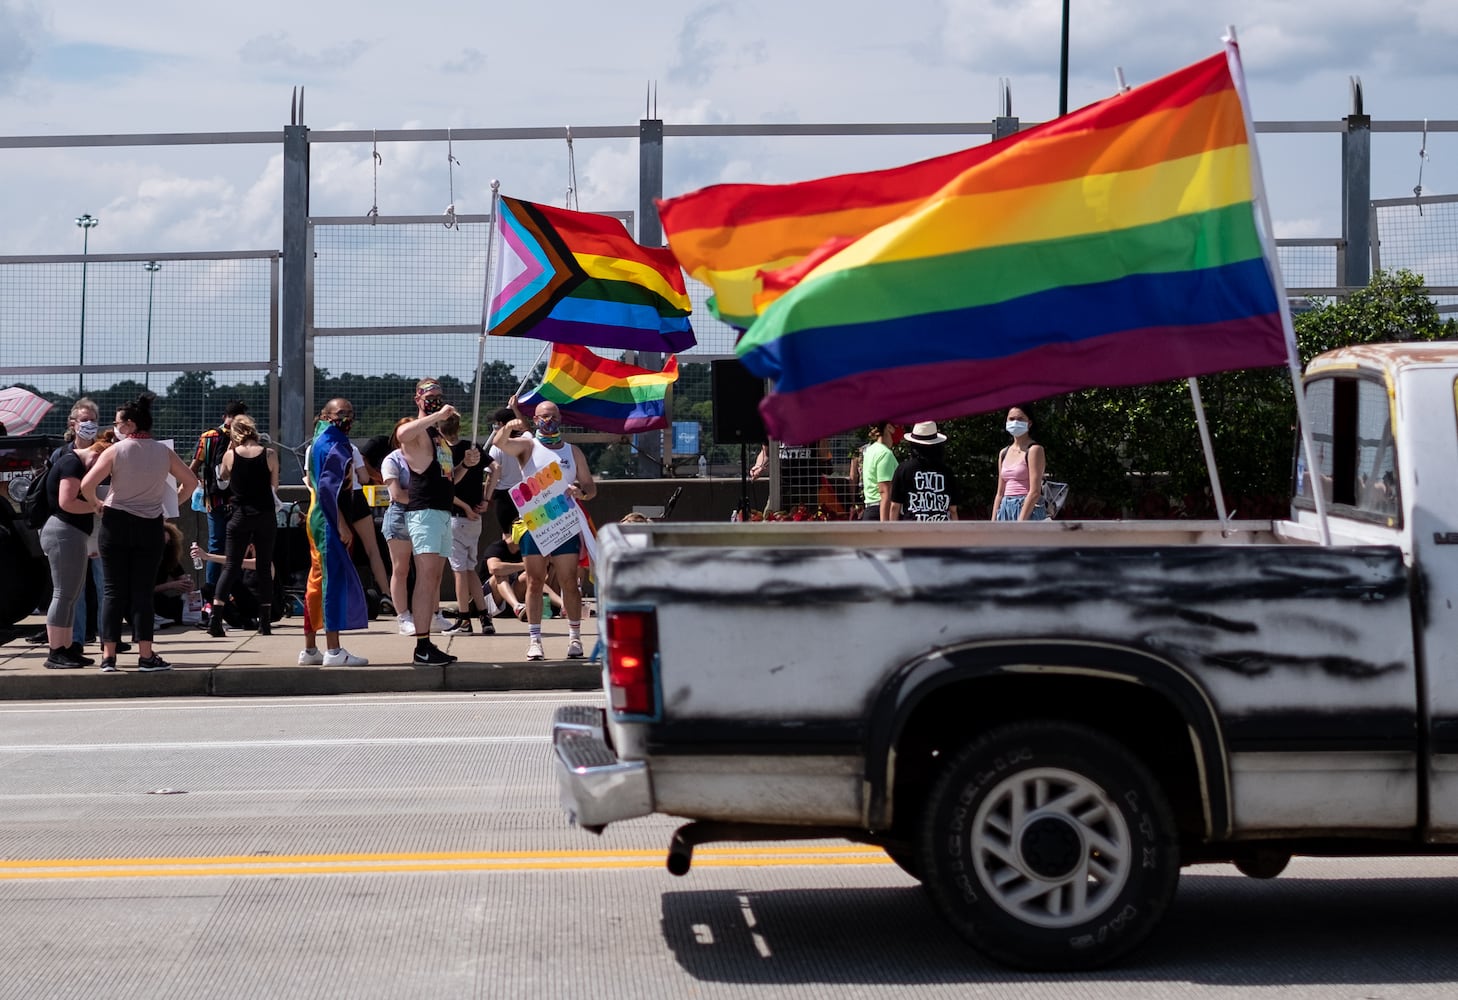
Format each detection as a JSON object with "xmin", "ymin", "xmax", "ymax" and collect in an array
[{"xmin": 606, "ymin": 610, "xmax": 657, "ymax": 717}]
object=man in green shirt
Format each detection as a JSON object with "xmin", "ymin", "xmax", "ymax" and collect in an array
[{"xmin": 860, "ymin": 421, "xmax": 903, "ymax": 521}]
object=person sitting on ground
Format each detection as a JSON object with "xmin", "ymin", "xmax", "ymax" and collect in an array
[
  {"xmin": 153, "ymin": 522, "xmax": 193, "ymax": 627},
  {"xmin": 193, "ymin": 542, "xmax": 286, "ymax": 630},
  {"xmin": 481, "ymin": 526, "xmax": 531, "ymax": 621}
]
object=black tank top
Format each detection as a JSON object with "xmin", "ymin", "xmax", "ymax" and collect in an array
[
  {"xmin": 228, "ymin": 450, "xmax": 274, "ymax": 518},
  {"xmin": 406, "ymin": 428, "xmax": 455, "ymax": 512}
]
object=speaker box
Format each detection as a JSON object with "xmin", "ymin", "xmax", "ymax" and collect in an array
[{"xmin": 711, "ymin": 359, "xmax": 768, "ymax": 444}]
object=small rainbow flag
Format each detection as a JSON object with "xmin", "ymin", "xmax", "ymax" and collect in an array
[
  {"xmin": 518, "ymin": 343, "xmax": 679, "ymax": 433},
  {"xmin": 486, "ymin": 196, "xmax": 695, "ymax": 353},
  {"xmin": 732, "ymin": 46, "xmax": 1291, "ymax": 444}
]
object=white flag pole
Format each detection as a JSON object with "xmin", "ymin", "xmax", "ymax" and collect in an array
[
  {"xmin": 1187, "ymin": 377, "xmax": 1230, "ymax": 530},
  {"xmin": 1224, "ymin": 26, "xmax": 1331, "ymax": 545},
  {"xmin": 472, "ymin": 179, "xmax": 502, "ymax": 445},
  {"xmin": 513, "ymin": 341, "xmax": 553, "ymax": 400}
]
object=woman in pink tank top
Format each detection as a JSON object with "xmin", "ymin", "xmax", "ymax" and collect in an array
[{"xmin": 991, "ymin": 406, "xmax": 1047, "ymax": 522}]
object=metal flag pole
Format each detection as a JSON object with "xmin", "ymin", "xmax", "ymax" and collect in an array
[
  {"xmin": 1187, "ymin": 377, "xmax": 1231, "ymax": 530},
  {"xmin": 1225, "ymin": 25, "xmax": 1331, "ymax": 545},
  {"xmin": 512, "ymin": 341, "xmax": 553, "ymax": 400},
  {"xmin": 472, "ymin": 180, "xmax": 502, "ymax": 445}
]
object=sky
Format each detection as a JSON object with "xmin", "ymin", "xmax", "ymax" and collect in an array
[{"xmin": 2, "ymin": 0, "xmax": 1455, "ymax": 257}]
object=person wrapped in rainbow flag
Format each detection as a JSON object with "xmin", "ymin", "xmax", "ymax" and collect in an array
[{"xmin": 298, "ymin": 398, "xmax": 369, "ymax": 666}]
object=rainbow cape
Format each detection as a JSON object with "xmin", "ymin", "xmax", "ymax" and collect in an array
[
  {"xmin": 303, "ymin": 420, "xmax": 368, "ymax": 633},
  {"xmin": 486, "ymin": 196, "xmax": 695, "ymax": 353},
  {"xmin": 731, "ymin": 47, "xmax": 1290, "ymax": 444},
  {"xmin": 518, "ymin": 344, "xmax": 678, "ymax": 433}
]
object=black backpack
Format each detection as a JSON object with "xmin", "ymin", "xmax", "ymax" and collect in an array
[{"xmin": 21, "ymin": 458, "xmax": 55, "ymax": 530}]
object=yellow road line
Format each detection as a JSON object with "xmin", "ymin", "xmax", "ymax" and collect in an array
[{"xmin": 0, "ymin": 846, "xmax": 894, "ymax": 881}]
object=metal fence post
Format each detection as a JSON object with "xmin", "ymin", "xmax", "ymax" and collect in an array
[
  {"xmin": 1341, "ymin": 78, "xmax": 1372, "ymax": 288},
  {"xmin": 280, "ymin": 123, "xmax": 310, "ymax": 483},
  {"xmin": 636, "ymin": 117, "xmax": 665, "ymax": 478}
]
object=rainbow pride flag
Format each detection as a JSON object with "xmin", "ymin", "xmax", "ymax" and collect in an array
[
  {"xmin": 486, "ymin": 196, "xmax": 695, "ymax": 353},
  {"xmin": 518, "ymin": 343, "xmax": 679, "ymax": 433},
  {"xmin": 658, "ymin": 145, "xmax": 992, "ymax": 329},
  {"xmin": 732, "ymin": 46, "xmax": 1291, "ymax": 444}
]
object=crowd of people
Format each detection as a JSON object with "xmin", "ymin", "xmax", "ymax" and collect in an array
[{"xmin": 23, "ymin": 378, "xmax": 600, "ymax": 672}]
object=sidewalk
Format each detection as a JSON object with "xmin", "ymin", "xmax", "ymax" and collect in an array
[{"xmin": 0, "ymin": 607, "xmax": 602, "ymax": 700}]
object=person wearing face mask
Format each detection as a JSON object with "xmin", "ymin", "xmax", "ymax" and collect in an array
[
  {"xmin": 860, "ymin": 420, "xmax": 903, "ymax": 521},
  {"xmin": 496, "ymin": 395, "xmax": 598, "ymax": 662},
  {"xmin": 80, "ymin": 392, "xmax": 200, "ymax": 673},
  {"xmin": 991, "ymin": 407, "xmax": 1048, "ymax": 522},
  {"xmin": 53, "ymin": 399, "xmax": 106, "ymax": 652},
  {"xmin": 397, "ymin": 378, "xmax": 464, "ymax": 667},
  {"xmin": 487, "ymin": 406, "xmax": 524, "ymax": 537},
  {"xmin": 190, "ymin": 400, "xmax": 249, "ymax": 589},
  {"xmin": 207, "ymin": 414, "xmax": 279, "ymax": 638},
  {"xmin": 297, "ymin": 398, "xmax": 370, "ymax": 667}
]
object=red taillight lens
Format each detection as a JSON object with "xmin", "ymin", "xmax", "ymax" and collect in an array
[{"xmin": 606, "ymin": 610, "xmax": 657, "ymax": 716}]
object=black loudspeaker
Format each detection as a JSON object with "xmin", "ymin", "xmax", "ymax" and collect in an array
[{"xmin": 711, "ymin": 359, "xmax": 768, "ymax": 444}]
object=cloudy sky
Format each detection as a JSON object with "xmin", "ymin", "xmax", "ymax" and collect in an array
[{"xmin": 2, "ymin": 0, "xmax": 1454, "ymax": 259}]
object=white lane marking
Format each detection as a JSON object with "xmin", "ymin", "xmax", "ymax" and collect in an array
[
  {"xmin": 0, "ymin": 735, "xmax": 551, "ymax": 753},
  {"xmin": 0, "ymin": 694, "xmax": 600, "ymax": 715}
]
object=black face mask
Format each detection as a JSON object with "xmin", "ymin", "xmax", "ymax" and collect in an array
[{"xmin": 420, "ymin": 396, "xmax": 445, "ymax": 415}]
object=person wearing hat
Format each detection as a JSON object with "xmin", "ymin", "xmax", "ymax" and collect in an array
[
  {"xmin": 860, "ymin": 420, "xmax": 903, "ymax": 520},
  {"xmin": 992, "ymin": 406, "xmax": 1048, "ymax": 521},
  {"xmin": 890, "ymin": 421, "xmax": 959, "ymax": 521}
]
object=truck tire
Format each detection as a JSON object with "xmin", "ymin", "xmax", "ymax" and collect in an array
[{"xmin": 919, "ymin": 721, "xmax": 1179, "ymax": 970}]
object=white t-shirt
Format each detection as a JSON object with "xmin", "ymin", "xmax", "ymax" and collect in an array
[
  {"xmin": 350, "ymin": 444, "xmax": 368, "ymax": 488},
  {"xmin": 381, "ymin": 448, "xmax": 411, "ymax": 499},
  {"xmin": 489, "ymin": 442, "xmax": 524, "ymax": 490}
]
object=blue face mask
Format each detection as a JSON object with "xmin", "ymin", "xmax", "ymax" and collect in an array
[
  {"xmin": 75, "ymin": 420, "xmax": 98, "ymax": 440},
  {"xmin": 1006, "ymin": 420, "xmax": 1029, "ymax": 438}
]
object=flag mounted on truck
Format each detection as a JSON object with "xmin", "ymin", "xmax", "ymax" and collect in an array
[{"xmin": 663, "ymin": 44, "xmax": 1291, "ymax": 445}]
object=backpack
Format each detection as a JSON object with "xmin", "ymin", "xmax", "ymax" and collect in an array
[{"xmin": 21, "ymin": 458, "xmax": 55, "ymax": 529}]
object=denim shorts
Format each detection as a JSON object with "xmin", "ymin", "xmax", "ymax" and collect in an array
[
  {"xmin": 382, "ymin": 504, "xmax": 410, "ymax": 542},
  {"xmin": 996, "ymin": 495, "xmax": 1047, "ymax": 521}
]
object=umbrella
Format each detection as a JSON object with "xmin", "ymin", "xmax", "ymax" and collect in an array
[{"xmin": 0, "ymin": 386, "xmax": 54, "ymax": 436}]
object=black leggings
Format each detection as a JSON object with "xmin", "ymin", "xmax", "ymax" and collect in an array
[
  {"xmin": 99, "ymin": 508, "xmax": 165, "ymax": 645},
  {"xmin": 214, "ymin": 510, "xmax": 277, "ymax": 614}
]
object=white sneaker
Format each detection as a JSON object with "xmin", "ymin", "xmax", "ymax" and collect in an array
[
  {"xmin": 566, "ymin": 638, "xmax": 584, "ymax": 659},
  {"xmin": 526, "ymin": 637, "xmax": 545, "ymax": 661},
  {"xmin": 153, "ymin": 614, "xmax": 174, "ymax": 629},
  {"xmin": 322, "ymin": 647, "xmax": 368, "ymax": 666},
  {"xmin": 298, "ymin": 648, "xmax": 323, "ymax": 666},
  {"xmin": 432, "ymin": 612, "xmax": 453, "ymax": 633},
  {"xmin": 397, "ymin": 613, "xmax": 415, "ymax": 635}
]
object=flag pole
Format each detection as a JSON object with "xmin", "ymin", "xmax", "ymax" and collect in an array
[
  {"xmin": 1187, "ymin": 378, "xmax": 1230, "ymax": 530},
  {"xmin": 472, "ymin": 179, "xmax": 502, "ymax": 445},
  {"xmin": 513, "ymin": 341, "xmax": 553, "ymax": 400},
  {"xmin": 1225, "ymin": 26, "xmax": 1331, "ymax": 545}
]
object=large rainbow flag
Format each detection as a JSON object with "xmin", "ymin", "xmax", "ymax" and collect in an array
[
  {"xmin": 658, "ymin": 145, "xmax": 991, "ymax": 329},
  {"xmin": 518, "ymin": 343, "xmax": 679, "ymax": 433},
  {"xmin": 730, "ymin": 46, "xmax": 1291, "ymax": 444},
  {"xmin": 486, "ymin": 196, "xmax": 695, "ymax": 353}
]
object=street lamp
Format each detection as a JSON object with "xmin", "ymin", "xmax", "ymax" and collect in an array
[
  {"xmin": 143, "ymin": 261, "xmax": 161, "ymax": 389},
  {"xmin": 75, "ymin": 213, "xmax": 99, "ymax": 394}
]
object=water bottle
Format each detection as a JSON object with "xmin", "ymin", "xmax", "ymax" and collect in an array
[
  {"xmin": 698, "ymin": 455, "xmax": 708, "ymax": 478},
  {"xmin": 190, "ymin": 543, "xmax": 205, "ymax": 571}
]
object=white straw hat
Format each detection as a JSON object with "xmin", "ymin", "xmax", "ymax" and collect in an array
[{"xmin": 907, "ymin": 421, "xmax": 947, "ymax": 445}]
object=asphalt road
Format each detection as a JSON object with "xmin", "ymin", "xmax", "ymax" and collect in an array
[{"xmin": 3, "ymin": 692, "xmax": 1458, "ymax": 999}]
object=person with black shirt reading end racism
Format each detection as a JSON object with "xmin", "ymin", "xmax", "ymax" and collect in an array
[
  {"xmin": 890, "ymin": 421, "xmax": 959, "ymax": 522},
  {"xmin": 397, "ymin": 378, "xmax": 464, "ymax": 666},
  {"xmin": 440, "ymin": 412, "xmax": 498, "ymax": 635},
  {"xmin": 495, "ymin": 396, "xmax": 597, "ymax": 661}
]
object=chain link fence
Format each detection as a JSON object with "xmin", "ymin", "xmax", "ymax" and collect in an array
[{"xmin": 1373, "ymin": 194, "xmax": 1458, "ymax": 312}]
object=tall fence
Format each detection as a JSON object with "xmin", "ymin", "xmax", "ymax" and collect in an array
[{"xmin": 3, "ymin": 112, "xmax": 1456, "ymax": 497}]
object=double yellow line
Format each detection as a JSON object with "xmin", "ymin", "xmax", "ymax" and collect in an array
[{"xmin": 0, "ymin": 845, "xmax": 893, "ymax": 881}]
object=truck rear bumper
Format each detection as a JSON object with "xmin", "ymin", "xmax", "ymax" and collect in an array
[{"xmin": 552, "ymin": 705, "xmax": 653, "ymax": 829}]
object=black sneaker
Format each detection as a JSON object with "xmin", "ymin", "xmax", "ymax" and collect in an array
[
  {"xmin": 116, "ymin": 641, "xmax": 132, "ymax": 654},
  {"xmin": 99, "ymin": 657, "xmax": 119, "ymax": 673},
  {"xmin": 413, "ymin": 643, "xmax": 454, "ymax": 666},
  {"xmin": 478, "ymin": 616, "xmax": 496, "ymax": 636},
  {"xmin": 137, "ymin": 653, "xmax": 172, "ymax": 672},
  {"xmin": 44, "ymin": 647, "xmax": 88, "ymax": 669},
  {"xmin": 65, "ymin": 643, "xmax": 96, "ymax": 666},
  {"xmin": 208, "ymin": 616, "xmax": 227, "ymax": 638},
  {"xmin": 456, "ymin": 618, "xmax": 474, "ymax": 635}
]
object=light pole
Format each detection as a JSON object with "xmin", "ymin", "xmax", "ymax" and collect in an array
[
  {"xmin": 1058, "ymin": 0, "xmax": 1071, "ymax": 117},
  {"xmin": 75, "ymin": 213, "xmax": 99, "ymax": 394},
  {"xmin": 143, "ymin": 261, "xmax": 161, "ymax": 389}
]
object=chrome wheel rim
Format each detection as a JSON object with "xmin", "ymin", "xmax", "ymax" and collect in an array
[{"xmin": 970, "ymin": 766, "xmax": 1132, "ymax": 928}]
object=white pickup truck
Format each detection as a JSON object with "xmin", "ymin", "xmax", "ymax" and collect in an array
[{"xmin": 553, "ymin": 342, "xmax": 1458, "ymax": 970}]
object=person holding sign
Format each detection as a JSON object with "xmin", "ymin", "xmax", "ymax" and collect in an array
[
  {"xmin": 398, "ymin": 378, "xmax": 467, "ymax": 667},
  {"xmin": 495, "ymin": 397, "xmax": 597, "ymax": 661}
]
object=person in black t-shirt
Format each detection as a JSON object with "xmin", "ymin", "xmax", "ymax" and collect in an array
[
  {"xmin": 441, "ymin": 414, "xmax": 497, "ymax": 634},
  {"xmin": 37, "ymin": 440, "xmax": 98, "ymax": 668},
  {"xmin": 890, "ymin": 421, "xmax": 959, "ymax": 522}
]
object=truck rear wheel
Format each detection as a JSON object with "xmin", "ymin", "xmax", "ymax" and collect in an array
[{"xmin": 919, "ymin": 721, "xmax": 1179, "ymax": 970}]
